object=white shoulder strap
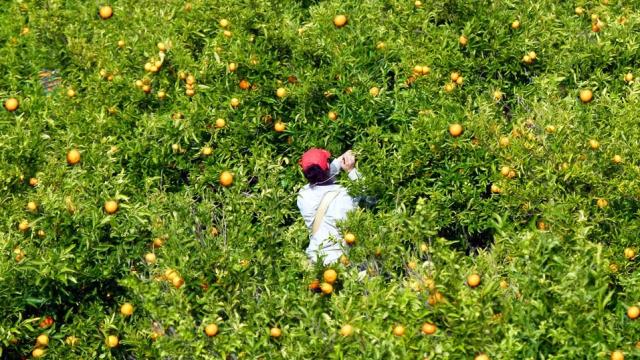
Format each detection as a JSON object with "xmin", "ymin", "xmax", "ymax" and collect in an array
[{"xmin": 311, "ymin": 190, "xmax": 340, "ymax": 235}]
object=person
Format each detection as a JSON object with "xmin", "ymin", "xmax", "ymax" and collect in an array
[{"xmin": 297, "ymin": 148, "xmax": 362, "ymax": 265}]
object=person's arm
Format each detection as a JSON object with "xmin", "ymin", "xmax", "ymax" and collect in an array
[{"xmin": 340, "ymin": 150, "xmax": 362, "ymax": 181}]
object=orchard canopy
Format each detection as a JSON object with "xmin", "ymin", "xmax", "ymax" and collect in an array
[{"xmin": 2, "ymin": 1, "xmax": 640, "ymax": 359}]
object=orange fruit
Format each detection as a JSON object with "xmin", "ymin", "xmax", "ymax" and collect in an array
[
  {"xmin": 421, "ymin": 322, "xmax": 437, "ymax": 335},
  {"xmin": 328, "ymin": 111, "xmax": 338, "ymax": 121},
  {"xmin": 276, "ymin": 87, "xmax": 287, "ymax": 98},
  {"xmin": 104, "ymin": 200, "xmax": 119, "ymax": 214},
  {"xmin": 575, "ymin": 7, "xmax": 584, "ymax": 15},
  {"xmin": 320, "ymin": 282, "xmax": 333, "ymax": 294},
  {"xmin": 323, "ymin": 269, "xmax": 338, "ymax": 284},
  {"xmin": 498, "ymin": 136, "xmax": 510, "ymax": 147},
  {"xmin": 223, "ymin": 30, "xmax": 232, "ymax": 37},
  {"xmin": 36, "ymin": 334, "xmax": 49, "ymax": 347},
  {"xmin": 274, "ymin": 122, "xmax": 285, "ymax": 132},
  {"xmin": 270, "ymin": 327, "xmax": 282, "ymax": 338},
  {"xmin": 459, "ymin": 35, "xmax": 468, "ymax": 46},
  {"xmin": 490, "ymin": 184, "xmax": 501, "ymax": 194},
  {"xmin": 27, "ymin": 201, "xmax": 38, "ymax": 212},
  {"xmin": 612, "ymin": 155, "xmax": 623, "ymax": 164},
  {"xmin": 589, "ymin": 139, "xmax": 600, "ymax": 150},
  {"xmin": 456, "ymin": 76, "xmax": 464, "ymax": 85},
  {"xmin": 369, "ymin": 86, "xmax": 380, "ymax": 96},
  {"xmin": 580, "ymin": 89, "xmax": 593, "ymax": 103},
  {"xmin": 172, "ymin": 276, "xmax": 185, "ymax": 288},
  {"xmin": 475, "ymin": 354, "xmax": 489, "ymax": 360},
  {"xmin": 228, "ymin": 62, "xmax": 237, "ymax": 72},
  {"xmin": 449, "ymin": 123, "xmax": 463, "ymax": 137},
  {"xmin": 29, "ymin": 177, "xmax": 39, "ymax": 187},
  {"xmin": 66, "ymin": 149, "xmax": 81, "ymax": 165},
  {"xmin": 308, "ymin": 279, "xmax": 320, "ymax": 291},
  {"xmin": 624, "ymin": 73, "xmax": 634, "ymax": 83},
  {"xmin": 414, "ymin": 1, "xmax": 422, "ymax": 8},
  {"xmin": 220, "ymin": 171, "xmax": 233, "ymax": 187},
  {"xmin": 202, "ymin": 146, "xmax": 213, "ymax": 156},
  {"xmin": 511, "ymin": 20, "xmax": 520, "ymax": 29},
  {"xmin": 4, "ymin": 98, "xmax": 19, "ymax": 112},
  {"xmin": 117, "ymin": 39, "xmax": 125, "ymax": 48},
  {"xmin": 627, "ymin": 305, "xmax": 640, "ymax": 319},
  {"xmin": 230, "ymin": 98, "xmax": 240, "ymax": 108},
  {"xmin": 239, "ymin": 79, "xmax": 250, "ymax": 90},
  {"xmin": 333, "ymin": 15, "xmax": 348, "ymax": 28},
  {"xmin": 99, "ymin": 5, "xmax": 113, "ymax": 19},
  {"xmin": 500, "ymin": 166, "xmax": 511, "ymax": 177},
  {"xmin": 596, "ymin": 198, "xmax": 608, "ymax": 208},
  {"xmin": 444, "ymin": 83, "xmax": 455, "ymax": 92},
  {"xmin": 624, "ymin": 247, "xmax": 636, "ymax": 260},
  {"xmin": 32, "ymin": 349, "xmax": 45, "ymax": 358},
  {"xmin": 344, "ymin": 232, "xmax": 356, "ymax": 245},
  {"xmin": 219, "ymin": 19, "xmax": 230, "ymax": 28},
  {"xmin": 120, "ymin": 303, "xmax": 134, "ymax": 316},
  {"xmin": 450, "ymin": 72, "xmax": 460, "ymax": 82},
  {"xmin": 339, "ymin": 324, "xmax": 354, "ymax": 337},
  {"xmin": 144, "ymin": 252, "xmax": 157, "ymax": 264},
  {"xmin": 67, "ymin": 88, "xmax": 76, "ymax": 97},
  {"xmin": 215, "ymin": 118, "xmax": 226, "ymax": 128},
  {"xmin": 157, "ymin": 42, "xmax": 166, "ymax": 52},
  {"xmin": 18, "ymin": 220, "xmax": 30, "ymax": 232},
  {"xmin": 392, "ymin": 325, "xmax": 405, "ymax": 337},
  {"xmin": 499, "ymin": 279, "xmax": 509, "ymax": 289},
  {"xmin": 106, "ymin": 335, "xmax": 119, "ymax": 348},
  {"xmin": 467, "ymin": 273, "xmax": 481, "ymax": 288},
  {"xmin": 610, "ymin": 350, "xmax": 624, "ymax": 360}
]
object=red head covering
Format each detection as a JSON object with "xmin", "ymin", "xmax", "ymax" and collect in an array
[{"xmin": 299, "ymin": 148, "xmax": 331, "ymax": 172}]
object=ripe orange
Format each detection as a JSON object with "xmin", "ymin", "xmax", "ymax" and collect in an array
[
  {"xmin": 37, "ymin": 229, "xmax": 45, "ymax": 238},
  {"xmin": 589, "ymin": 139, "xmax": 600, "ymax": 150},
  {"xmin": 66, "ymin": 149, "xmax": 81, "ymax": 165},
  {"xmin": 105, "ymin": 335, "xmax": 119, "ymax": 348},
  {"xmin": 579, "ymin": 89, "xmax": 593, "ymax": 103},
  {"xmin": 276, "ymin": 87, "xmax": 287, "ymax": 98},
  {"xmin": 450, "ymin": 72, "xmax": 460, "ymax": 82},
  {"xmin": 369, "ymin": 86, "xmax": 380, "ymax": 96},
  {"xmin": 202, "ymin": 146, "xmax": 213, "ymax": 156},
  {"xmin": 596, "ymin": 198, "xmax": 608, "ymax": 208},
  {"xmin": 414, "ymin": 1, "xmax": 422, "ymax": 7},
  {"xmin": 392, "ymin": 325, "xmax": 405, "ymax": 336},
  {"xmin": 120, "ymin": 303, "xmax": 134, "ymax": 316},
  {"xmin": 32, "ymin": 349, "xmax": 45, "ymax": 358},
  {"xmin": 308, "ymin": 279, "xmax": 320, "ymax": 291},
  {"xmin": 339, "ymin": 255, "xmax": 350, "ymax": 266},
  {"xmin": 117, "ymin": 39, "xmax": 125, "ymax": 48},
  {"xmin": 459, "ymin": 35, "xmax": 468, "ymax": 46},
  {"xmin": 323, "ymin": 269, "xmax": 338, "ymax": 284},
  {"xmin": 99, "ymin": 5, "xmax": 113, "ymax": 19},
  {"xmin": 511, "ymin": 20, "xmax": 520, "ymax": 30},
  {"xmin": 228, "ymin": 62, "xmax": 237, "ymax": 72},
  {"xmin": 624, "ymin": 247, "xmax": 636, "ymax": 260},
  {"xmin": 157, "ymin": 42, "xmax": 166, "ymax": 52},
  {"xmin": 344, "ymin": 232, "xmax": 356, "ymax": 245},
  {"xmin": 328, "ymin": 111, "xmax": 338, "ymax": 121},
  {"xmin": 624, "ymin": 73, "xmax": 634, "ymax": 83},
  {"xmin": 610, "ymin": 350, "xmax": 624, "ymax": 360},
  {"xmin": 490, "ymin": 184, "xmax": 501, "ymax": 194},
  {"xmin": 239, "ymin": 79, "xmax": 250, "ymax": 90},
  {"xmin": 421, "ymin": 322, "xmax": 437, "ymax": 335},
  {"xmin": 498, "ymin": 136, "xmax": 510, "ymax": 147},
  {"xmin": 215, "ymin": 118, "xmax": 226, "ymax": 128},
  {"xmin": 67, "ymin": 88, "xmax": 76, "ymax": 97},
  {"xmin": 27, "ymin": 201, "xmax": 38, "ymax": 212},
  {"xmin": 219, "ymin": 19, "xmax": 229, "ymax": 28},
  {"xmin": 145, "ymin": 252, "xmax": 157, "ymax": 264},
  {"xmin": 499, "ymin": 279, "xmax": 509, "ymax": 289},
  {"xmin": 274, "ymin": 122, "xmax": 285, "ymax": 132},
  {"xmin": 449, "ymin": 123, "xmax": 463, "ymax": 137},
  {"xmin": 575, "ymin": 7, "xmax": 584, "ymax": 15},
  {"xmin": 36, "ymin": 334, "xmax": 49, "ymax": 347},
  {"xmin": 320, "ymin": 282, "xmax": 333, "ymax": 294},
  {"xmin": 18, "ymin": 220, "xmax": 30, "ymax": 232},
  {"xmin": 627, "ymin": 305, "xmax": 640, "ymax": 319},
  {"xmin": 500, "ymin": 166, "xmax": 511, "ymax": 177},
  {"xmin": 339, "ymin": 324, "xmax": 353, "ymax": 337},
  {"xmin": 444, "ymin": 83, "xmax": 455, "ymax": 92},
  {"xmin": 223, "ymin": 30, "xmax": 232, "ymax": 37},
  {"xmin": 28, "ymin": 177, "xmax": 38, "ymax": 186},
  {"xmin": 333, "ymin": 15, "xmax": 348, "ymax": 28},
  {"xmin": 185, "ymin": 89, "xmax": 196, "ymax": 97},
  {"xmin": 172, "ymin": 276, "xmax": 185, "ymax": 288},
  {"xmin": 467, "ymin": 273, "xmax": 481, "ymax": 288},
  {"xmin": 104, "ymin": 200, "xmax": 119, "ymax": 214},
  {"xmin": 474, "ymin": 354, "xmax": 490, "ymax": 360},
  {"xmin": 4, "ymin": 98, "xmax": 19, "ymax": 112},
  {"xmin": 270, "ymin": 327, "xmax": 282, "ymax": 338},
  {"xmin": 157, "ymin": 91, "xmax": 166, "ymax": 100},
  {"xmin": 612, "ymin": 155, "xmax": 623, "ymax": 164},
  {"xmin": 230, "ymin": 98, "xmax": 240, "ymax": 108},
  {"xmin": 220, "ymin": 171, "xmax": 233, "ymax": 187}
]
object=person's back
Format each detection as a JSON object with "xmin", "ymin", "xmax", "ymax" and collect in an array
[{"xmin": 296, "ymin": 148, "xmax": 361, "ymax": 265}]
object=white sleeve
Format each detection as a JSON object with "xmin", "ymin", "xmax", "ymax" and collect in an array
[
  {"xmin": 329, "ymin": 158, "xmax": 342, "ymax": 177},
  {"xmin": 347, "ymin": 168, "xmax": 362, "ymax": 181}
]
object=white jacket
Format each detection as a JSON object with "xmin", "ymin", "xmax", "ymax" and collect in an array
[{"xmin": 297, "ymin": 158, "xmax": 362, "ymax": 265}]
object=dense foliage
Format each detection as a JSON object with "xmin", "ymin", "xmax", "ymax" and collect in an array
[{"xmin": 1, "ymin": 0, "xmax": 639, "ymax": 359}]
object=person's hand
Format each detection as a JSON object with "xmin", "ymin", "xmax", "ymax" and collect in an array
[{"xmin": 340, "ymin": 150, "xmax": 356, "ymax": 172}]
